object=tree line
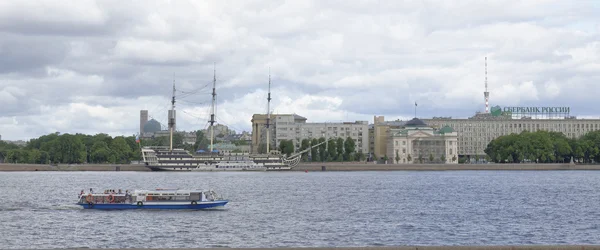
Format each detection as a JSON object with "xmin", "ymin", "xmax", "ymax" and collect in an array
[
  {"xmin": 485, "ymin": 130, "xmax": 600, "ymax": 163},
  {"xmin": 0, "ymin": 131, "xmax": 210, "ymax": 164},
  {"xmin": 259, "ymin": 136, "xmax": 366, "ymax": 162}
]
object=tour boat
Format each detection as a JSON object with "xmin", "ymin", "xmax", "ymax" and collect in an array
[{"xmin": 76, "ymin": 188, "xmax": 228, "ymax": 210}]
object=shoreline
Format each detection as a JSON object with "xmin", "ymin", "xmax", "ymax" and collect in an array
[{"xmin": 1, "ymin": 162, "xmax": 599, "ymax": 172}]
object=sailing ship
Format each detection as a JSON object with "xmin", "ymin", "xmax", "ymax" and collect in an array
[{"xmin": 141, "ymin": 68, "xmax": 324, "ymax": 171}]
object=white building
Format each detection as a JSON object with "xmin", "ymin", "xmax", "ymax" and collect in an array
[
  {"xmin": 251, "ymin": 114, "xmax": 369, "ymax": 154},
  {"xmin": 423, "ymin": 109, "xmax": 600, "ymax": 156}
]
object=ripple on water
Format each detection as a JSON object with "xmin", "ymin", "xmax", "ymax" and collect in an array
[{"xmin": 1, "ymin": 171, "xmax": 600, "ymax": 248}]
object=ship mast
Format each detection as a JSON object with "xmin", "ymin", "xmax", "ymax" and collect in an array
[
  {"xmin": 266, "ymin": 68, "xmax": 272, "ymax": 155},
  {"xmin": 209, "ymin": 64, "xmax": 217, "ymax": 152},
  {"xmin": 169, "ymin": 78, "xmax": 175, "ymax": 151}
]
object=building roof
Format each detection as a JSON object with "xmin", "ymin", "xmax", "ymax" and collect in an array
[
  {"xmin": 143, "ymin": 119, "xmax": 162, "ymax": 133},
  {"xmin": 293, "ymin": 114, "xmax": 307, "ymax": 121},
  {"xmin": 438, "ymin": 126, "xmax": 455, "ymax": 134},
  {"xmin": 405, "ymin": 118, "xmax": 427, "ymax": 127}
]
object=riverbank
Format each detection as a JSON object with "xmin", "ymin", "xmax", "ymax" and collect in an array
[
  {"xmin": 37, "ymin": 246, "xmax": 600, "ymax": 250},
  {"xmin": 1, "ymin": 162, "xmax": 600, "ymax": 171},
  {"xmin": 0, "ymin": 163, "xmax": 149, "ymax": 171},
  {"xmin": 291, "ymin": 162, "xmax": 600, "ymax": 171}
]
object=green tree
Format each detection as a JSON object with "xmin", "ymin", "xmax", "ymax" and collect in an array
[
  {"xmin": 300, "ymin": 139, "xmax": 310, "ymax": 161},
  {"xmin": 383, "ymin": 154, "xmax": 388, "ymax": 163},
  {"xmin": 440, "ymin": 154, "xmax": 446, "ymax": 163},
  {"xmin": 318, "ymin": 137, "xmax": 327, "ymax": 161},
  {"xmin": 91, "ymin": 141, "xmax": 111, "ymax": 163},
  {"xmin": 395, "ymin": 150, "xmax": 400, "ymax": 164},
  {"xmin": 429, "ymin": 153, "xmax": 434, "ymax": 163},
  {"xmin": 310, "ymin": 138, "xmax": 319, "ymax": 162},
  {"xmin": 407, "ymin": 154, "xmax": 412, "ymax": 162},
  {"xmin": 344, "ymin": 137, "xmax": 356, "ymax": 160},
  {"xmin": 356, "ymin": 151, "xmax": 365, "ymax": 162},
  {"xmin": 336, "ymin": 137, "xmax": 344, "ymax": 160},
  {"xmin": 327, "ymin": 139, "xmax": 337, "ymax": 161},
  {"xmin": 452, "ymin": 155, "xmax": 457, "ymax": 163},
  {"xmin": 110, "ymin": 136, "xmax": 133, "ymax": 164},
  {"xmin": 278, "ymin": 140, "xmax": 294, "ymax": 156}
]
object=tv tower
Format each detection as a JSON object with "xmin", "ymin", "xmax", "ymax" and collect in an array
[{"xmin": 484, "ymin": 57, "xmax": 489, "ymax": 113}]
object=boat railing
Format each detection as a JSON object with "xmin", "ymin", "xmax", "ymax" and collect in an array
[{"xmin": 79, "ymin": 193, "xmax": 132, "ymax": 204}]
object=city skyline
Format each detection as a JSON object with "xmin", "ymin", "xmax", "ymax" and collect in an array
[{"xmin": 1, "ymin": 1, "xmax": 599, "ymax": 141}]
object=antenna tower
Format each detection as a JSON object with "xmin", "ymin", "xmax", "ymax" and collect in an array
[
  {"xmin": 266, "ymin": 68, "xmax": 272, "ymax": 155},
  {"xmin": 484, "ymin": 57, "xmax": 489, "ymax": 113}
]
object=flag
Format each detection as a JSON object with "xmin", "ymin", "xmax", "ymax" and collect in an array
[
  {"xmin": 415, "ymin": 102, "xmax": 417, "ymax": 107},
  {"xmin": 136, "ymin": 134, "xmax": 140, "ymax": 143}
]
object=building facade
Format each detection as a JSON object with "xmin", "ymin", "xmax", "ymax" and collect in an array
[
  {"xmin": 140, "ymin": 110, "xmax": 148, "ymax": 135},
  {"xmin": 370, "ymin": 116, "xmax": 406, "ymax": 159},
  {"xmin": 251, "ymin": 114, "xmax": 370, "ymax": 154},
  {"xmin": 386, "ymin": 118, "xmax": 458, "ymax": 164}
]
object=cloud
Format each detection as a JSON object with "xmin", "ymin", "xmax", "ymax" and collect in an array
[{"xmin": 0, "ymin": 0, "xmax": 599, "ymax": 140}]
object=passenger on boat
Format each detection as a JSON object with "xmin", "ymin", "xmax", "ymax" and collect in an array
[
  {"xmin": 89, "ymin": 188, "xmax": 93, "ymax": 194},
  {"xmin": 118, "ymin": 189, "xmax": 122, "ymax": 194}
]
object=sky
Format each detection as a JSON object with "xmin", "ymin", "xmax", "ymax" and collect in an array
[{"xmin": 1, "ymin": 0, "xmax": 599, "ymax": 141}]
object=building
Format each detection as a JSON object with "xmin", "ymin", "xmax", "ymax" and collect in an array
[
  {"xmin": 202, "ymin": 124, "xmax": 234, "ymax": 140},
  {"xmin": 211, "ymin": 142, "xmax": 251, "ymax": 154},
  {"xmin": 250, "ymin": 114, "xmax": 279, "ymax": 153},
  {"xmin": 140, "ymin": 110, "xmax": 148, "ymax": 135},
  {"xmin": 142, "ymin": 119, "xmax": 162, "ymax": 136},
  {"xmin": 143, "ymin": 130, "xmax": 196, "ymax": 145},
  {"xmin": 370, "ymin": 116, "xmax": 406, "ymax": 159},
  {"xmin": 416, "ymin": 106, "xmax": 600, "ymax": 157},
  {"xmin": 251, "ymin": 114, "xmax": 370, "ymax": 154},
  {"xmin": 386, "ymin": 118, "xmax": 458, "ymax": 164}
]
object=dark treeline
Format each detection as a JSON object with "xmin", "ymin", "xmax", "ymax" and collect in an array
[
  {"xmin": 259, "ymin": 136, "xmax": 365, "ymax": 162},
  {"xmin": 485, "ymin": 130, "xmax": 600, "ymax": 163},
  {"xmin": 0, "ymin": 131, "xmax": 211, "ymax": 164}
]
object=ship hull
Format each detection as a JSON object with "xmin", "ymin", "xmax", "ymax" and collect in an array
[{"xmin": 77, "ymin": 200, "xmax": 228, "ymax": 210}]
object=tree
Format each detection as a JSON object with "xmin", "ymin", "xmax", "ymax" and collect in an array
[
  {"xmin": 383, "ymin": 154, "xmax": 388, "ymax": 163},
  {"xmin": 111, "ymin": 137, "xmax": 133, "ymax": 164},
  {"xmin": 418, "ymin": 154, "xmax": 423, "ymax": 163},
  {"xmin": 318, "ymin": 137, "xmax": 327, "ymax": 162},
  {"xmin": 327, "ymin": 139, "xmax": 337, "ymax": 161},
  {"xmin": 440, "ymin": 154, "xmax": 446, "ymax": 163},
  {"xmin": 336, "ymin": 137, "xmax": 344, "ymax": 160},
  {"xmin": 356, "ymin": 151, "xmax": 365, "ymax": 162},
  {"xmin": 395, "ymin": 150, "xmax": 400, "ymax": 164},
  {"xmin": 344, "ymin": 137, "xmax": 356, "ymax": 160},
  {"xmin": 278, "ymin": 140, "xmax": 294, "ymax": 156},
  {"xmin": 310, "ymin": 138, "xmax": 319, "ymax": 162},
  {"xmin": 429, "ymin": 153, "xmax": 434, "ymax": 163},
  {"xmin": 300, "ymin": 139, "xmax": 310, "ymax": 161},
  {"xmin": 407, "ymin": 154, "xmax": 412, "ymax": 162},
  {"xmin": 91, "ymin": 141, "xmax": 111, "ymax": 163}
]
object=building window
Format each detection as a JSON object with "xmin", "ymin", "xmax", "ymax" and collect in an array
[
  {"xmin": 395, "ymin": 141, "xmax": 398, "ymax": 146},
  {"xmin": 402, "ymin": 141, "xmax": 406, "ymax": 145},
  {"xmin": 402, "ymin": 149, "xmax": 406, "ymax": 153}
]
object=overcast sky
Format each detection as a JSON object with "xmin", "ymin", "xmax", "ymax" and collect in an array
[{"xmin": 1, "ymin": 0, "xmax": 599, "ymax": 141}]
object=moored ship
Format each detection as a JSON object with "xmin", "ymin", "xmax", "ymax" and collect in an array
[{"xmin": 141, "ymin": 68, "xmax": 324, "ymax": 171}]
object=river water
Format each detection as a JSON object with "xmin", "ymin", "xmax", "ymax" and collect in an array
[{"xmin": 0, "ymin": 171, "xmax": 599, "ymax": 249}]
